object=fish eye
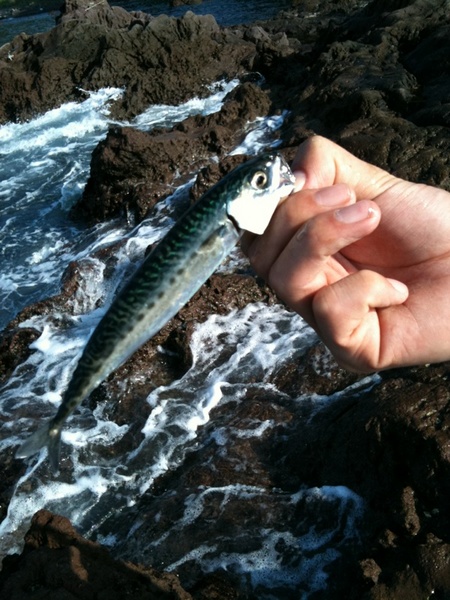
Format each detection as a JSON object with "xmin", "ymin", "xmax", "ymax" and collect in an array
[{"xmin": 251, "ymin": 171, "xmax": 268, "ymax": 190}]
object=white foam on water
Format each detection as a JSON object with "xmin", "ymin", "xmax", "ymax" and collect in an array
[
  {"xmin": 133, "ymin": 79, "xmax": 240, "ymax": 129},
  {"xmin": 128, "ymin": 302, "xmax": 316, "ymax": 494},
  {"xmin": 146, "ymin": 483, "xmax": 364, "ymax": 598},
  {"xmin": 0, "ymin": 88, "xmax": 123, "ymax": 155},
  {"xmin": 0, "ymin": 89, "xmax": 125, "ymax": 330},
  {"xmin": 0, "ymin": 300, "xmax": 317, "ymax": 557},
  {"xmin": 0, "ymin": 451, "xmax": 131, "ymax": 559},
  {"xmin": 230, "ymin": 111, "xmax": 288, "ymax": 156},
  {"xmin": 0, "ymin": 88, "xmax": 124, "ymax": 151}
]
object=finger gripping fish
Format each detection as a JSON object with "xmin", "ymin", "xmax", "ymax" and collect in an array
[{"xmin": 16, "ymin": 152, "xmax": 295, "ymax": 472}]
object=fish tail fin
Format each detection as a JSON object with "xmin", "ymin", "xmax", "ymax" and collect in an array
[{"xmin": 16, "ymin": 420, "xmax": 62, "ymax": 474}]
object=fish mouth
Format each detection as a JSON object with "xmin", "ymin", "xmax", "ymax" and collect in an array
[
  {"xmin": 275, "ymin": 163, "xmax": 296, "ymax": 206},
  {"xmin": 284, "ymin": 171, "xmax": 296, "ymax": 187},
  {"xmin": 279, "ymin": 158, "xmax": 296, "ymax": 188},
  {"xmin": 227, "ymin": 212, "xmax": 242, "ymax": 234}
]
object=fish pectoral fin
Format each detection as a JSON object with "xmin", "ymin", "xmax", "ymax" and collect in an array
[{"xmin": 16, "ymin": 420, "xmax": 62, "ymax": 475}]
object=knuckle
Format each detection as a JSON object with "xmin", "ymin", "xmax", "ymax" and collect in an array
[
  {"xmin": 313, "ymin": 285, "xmax": 338, "ymax": 319},
  {"xmin": 358, "ymin": 269, "xmax": 382, "ymax": 289},
  {"xmin": 308, "ymin": 135, "xmax": 327, "ymax": 150}
]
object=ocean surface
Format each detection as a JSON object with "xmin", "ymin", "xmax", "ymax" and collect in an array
[{"xmin": 0, "ymin": 3, "xmax": 369, "ymax": 597}]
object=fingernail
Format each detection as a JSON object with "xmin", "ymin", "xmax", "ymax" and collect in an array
[
  {"xmin": 335, "ymin": 200, "xmax": 375, "ymax": 223},
  {"xmin": 293, "ymin": 170, "xmax": 306, "ymax": 192},
  {"xmin": 315, "ymin": 183, "xmax": 354, "ymax": 206}
]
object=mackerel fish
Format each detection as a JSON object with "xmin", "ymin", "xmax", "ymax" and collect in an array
[{"xmin": 16, "ymin": 152, "xmax": 295, "ymax": 472}]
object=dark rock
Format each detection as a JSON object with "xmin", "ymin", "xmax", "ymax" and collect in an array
[
  {"xmin": 270, "ymin": 341, "xmax": 363, "ymax": 397},
  {"xmin": 278, "ymin": 0, "xmax": 450, "ymax": 189},
  {"xmin": 0, "ymin": 448, "xmax": 27, "ymax": 529},
  {"xmin": 73, "ymin": 82, "xmax": 273, "ymax": 224},
  {"xmin": 188, "ymin": 155, "xmax": 249, "ymax": 204},
  {"xmin": 84, "ymin": 349, "xmax": 368, "ymax": 597},
  {"xmin": 0, "ymin": 256, "xmax": 109, "ymax": 386},
  {"xmin": 56, "ymin": 0, "xmax": 143, "ymax": 28},
  {"xmin": 274, "ymin": 362, "xmax": 450, "ymax": 598},
  {"xmin": 0, "ymin": 509, "xmax": 193, "ymax": 599},
  {"xmin": 0, "ymin": 328, "xmax": 40, "ymax": 384}
]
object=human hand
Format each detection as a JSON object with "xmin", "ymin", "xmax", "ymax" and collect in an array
[{"xmin": 242, "ymin": 136, "xmax": 450, "ymax": 372}]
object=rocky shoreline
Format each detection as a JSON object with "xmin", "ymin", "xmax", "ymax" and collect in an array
[{"xmin": 1, "ymin": 0, "xmax": 450, "ymax": 598}]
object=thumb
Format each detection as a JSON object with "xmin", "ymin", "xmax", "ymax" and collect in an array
[{"xmin": 293, "ymin": 137, "xmax": 397, "ymax": 201}]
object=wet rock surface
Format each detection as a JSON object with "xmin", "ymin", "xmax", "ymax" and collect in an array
[
  {"xmin": 0, "ymin": 509, "xmax": 193, "ymax": 599},
  {"xmin": 1, "ymin": 0, "xmax": 450, "ymax": 598}
]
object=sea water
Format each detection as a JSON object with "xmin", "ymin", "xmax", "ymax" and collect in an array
[{"xmin": 0, "ymin": 34, "xmax": 368, "ymax": 600}]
